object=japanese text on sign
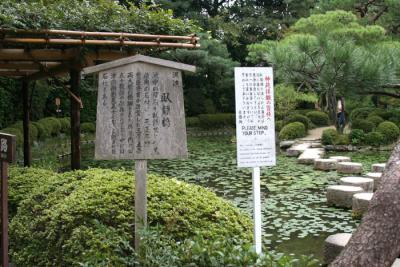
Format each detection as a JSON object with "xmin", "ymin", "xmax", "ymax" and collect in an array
[{"xmin": 235, "ymin": 67, "xmax": 276, "ymax": 168}]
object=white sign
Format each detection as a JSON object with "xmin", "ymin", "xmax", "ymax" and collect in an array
[
  {"xmin": 235, "ymin": 67, "xmax": 276, "ymax": 168},
  {"xmin": 0, "ymin": 138, "xmax": 7, "ymax": 153}
]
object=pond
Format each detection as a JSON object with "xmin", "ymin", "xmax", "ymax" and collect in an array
[{"xmin": 31, "ymin": 135, "xmax": 390, "ymax": 262}]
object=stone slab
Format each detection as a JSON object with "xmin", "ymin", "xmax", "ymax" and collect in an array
[
  {"xmin": 286, "ymin": 143, "xmax": 311, "ymax": 157},
  {"xmin": 326, "ymin": 185, "xmax": 364, "ymax": 208},
  {"xmin": 365, "ymin": 172, "xmax": 383, "ymax": 190},
  {"xmin": 310, "ymin": 142, "xmax": 323, "ymax": 148},
  {"xmin": 337, "ymin": 162, "xmax": 363, "ymax": 174},
  {"xmin": 314, "ymin": 158, "xmax": 338, "ymax": 171},
  {"xmin": 340, "ymin": 177, "xmax": 374, "ymax": 192},
  {"xmin": 352, "ymin": 192, "xmax": 373, "ymax": 218},
  {"xmin": 329, "ymin": 156, "xmax": 351, "ymax": 162},
  {"xmin": 280, "ymin": 140, "xmax": 296, "ymax": 149},
  {"xmin": 324, "ymin": 233, "xmax": 352, "ymax": 265},
  {"xmin": 371, "ymin": 163, "xmax": 386, "ymax": 173},
  {"xmin": 298, "ymin": 148, "xmax": 325, "ymax": 164}
]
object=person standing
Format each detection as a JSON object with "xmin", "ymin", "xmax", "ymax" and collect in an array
[{"xmin": 337, "ymin": 97, "xmax": 345, "ymax": 134}]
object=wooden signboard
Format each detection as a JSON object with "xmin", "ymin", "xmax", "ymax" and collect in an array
[
  {"xmin": 82, "ymin": 55, "xmax": 195, "ymax": 250},
  {"xmin": 0, "ymin": 133, "xmax": 16, "ymax": 164}
]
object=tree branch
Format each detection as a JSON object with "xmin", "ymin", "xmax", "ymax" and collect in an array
[
  {"xmin": 370, "ymin": 5, "xmax": 388, "ymax": 23},
  {"xmin": 359, "ymin": 91, "xmax": 400, "ymax": 98}
]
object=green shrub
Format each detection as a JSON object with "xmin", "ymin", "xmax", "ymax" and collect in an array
[
  {"xmin": 278, "ymin": 122, "xmax": 306, "ymax": 140},
  {"xmin": 31, "ymin": 122, "xmax": 46, "ymax": 140},
  {"xmin": 58, "ymin": 117, "xmax": 71, "ymax": 133},
  {"xmin": 0, "ymin": 127, "xmax": 22, "ymax": 146},
  {"xmin": 81, "ymin": 122, "xmax": 96, "ymax": 133},
  {"xmin": 350, "ymin": 107, "xmax": 374, "ymax": 122},
  {"xmin": 388, "ymin": 109, "xmax": 400, "ymax": 125},
  {"xmin": 364, "ymin": 131, "xmax": 385, "ymax": 147},
  {"xmin": 293, "ymin": 109, "xmax": 315, "ymax": 116},
  {"xmin": 377, "ymin": 121, "xmax": 400, "ymax": 144},
  {"xmin": 351, "ymin": 119, "xmax": 375, "ymax": 133},
  {"xmin": 37, "ymin": 117, "xmax": 62, "ymax": 137},
  {"xmin": 366, "ymin": 115, "xmax": 384, "ymax": 127},
  {"xmin": 306, "ymin": 111, "xmax": 329, "ymax": 126},
  {"xmin": 275, "ymin": 120, "xmax": 285, "ymax": 132},
  {"xmin": 349, "ymin": 129, "xmax": 365, "ymax": 145},
  {"xmin": 8, "ymin": 121, "xmax": 39, "ymax": 143},
  {"xmin": 286, "ymin": 114, "xmax": 311, "ymax": 130},
  {"xmin": 186, "ymin": 117, "xmax": 200, "ymax": 127},
  {"xmin": 9, "ymin": 168, "xmax": 252, "ymax": 266},
  {"xmin": 369, "ymin": 109, "xmax": 392, "ymax": 120},
  {"xmin": 198, "ymin": 113, "xmax": 235, "ymax": 129},
  {"xmin": 321, "ymin": 129, "xmax": 339, "ymax": 145},
  {"xmin": 335, "ymin": 134, "xmax": 350, "ymax": 145}
]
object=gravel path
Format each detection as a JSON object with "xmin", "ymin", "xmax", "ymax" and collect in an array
[{"xmin": 300, "ymin": 126, "xmax": 335, "ymax": 141}]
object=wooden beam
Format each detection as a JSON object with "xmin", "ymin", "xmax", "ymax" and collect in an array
[
  {"xmin": 22, "ymin": 80, "xmax": 31, "ymax": 167},
  {"xmin": 0, "ymin": 71, "xmax": 37, "ymax": 77},
  {"xmin": 70, "ymin": 69, "xmax": 81, "ymax": 170},
  {"xmin": 0, "ymin": 49, "xmax": 77, "ymax": 61},
  {"xmin": 0, "ymin": 62, "xmax": 60, "ymax": 70}
]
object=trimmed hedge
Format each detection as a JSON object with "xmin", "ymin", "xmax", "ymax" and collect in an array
[
  {"xmin": 306, "ymin": 111, "xmax": 329, "ymax": 126},
  {"xmin": 366, "ymin": 115, "xmax": 384, "ymax": 127},
  {"xmin": 58, "ymin": 117, "xmax": 71, "ymax": 133},
  {"xmin": 0, "ymin": 127, "xmax": 22, "ymax": 145},
  {"xmin": 37, "ymin": 117, "xmax": 62, "ymax": 137},
  {"xmin": 9, "ymin": 168, "xmax": 252, "ymax": 266},
  {"xmin": 321, "ymin": 129, "xmax": 338, "ymax": 145},
  {"xmin": 81, "ymin": 122, "xmax": 96, "ymax": 133},
  {"xmin": 186, "ymin": 117, "xmax": 200, "ymax": 127},
  {"xmin": 278, "ymin": 122, "xmax": 306, "ymax": 140},
  {"xmin": 364, "ymin": 132, "xmax": 385, "ymax": 147},
  {"xmin": 350, "ymin": 107, "xmax": 374, "ymax": 122},
  {"xmin": 351, "ymin": 119, "xmax": 375, "ymax": 133},
  {"xmin": 275, "ymin": 120, "xmax": 285, "ymax": 132},
  {"xmin": 7, "ymin": 121, "xmax": 38, "ymax": 143},
  {"xmin": 286, "ymin": 114, "xmax": 311, "ymax": 130},
  {"xmin": 377, "ymin": 121, "xmax": 400, "ymax": 144},
  {"xmin": 349, "ymin": 129, "xmax": 365, "ymax": 146},
  {"xmin": 198, "ymin": 113, "xmax": 235, "ymax": 129}
]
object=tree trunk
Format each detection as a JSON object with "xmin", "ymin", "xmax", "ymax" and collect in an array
[
  {"xmin": 331, "ymin": 141, "xmax": 400, "ymax": 267},
  {"xmin": 326, "ymin": 88, "xmax": 337, "ymax": 129}
]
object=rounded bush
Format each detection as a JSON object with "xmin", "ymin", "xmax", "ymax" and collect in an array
[
  {"xmin": 9, "ymin": 168, "xmax": 252, "ymax": 266},
  {"xmin": 37, "ymin": 117, "xmax": 62, "ymax": 137},
  {"xmin": 364, "ymin": 132, "xmax": 384, "ymax": 147},
  {"xmin": 198, "ymin": 113, "xmax": 235, "ymax": 129},
  {"xmin": 81, "ymin": 122, "xmax": 96, "ymax": 133},
  {"xmin": 0, "ymin": 127, "xmax": 22, "ymax": 145},
  {"xmin": 335, "ymin": 134, "xmax": 350, "ymax": 145},
  {"xmin": 350, "ymin": 107, "xmax": 374, "ymax": 122},
  {"xmin": 349, "ymin": 129, "xmax": 365, "ymax": 145},
  {"xmin": 278, "ymin": 122, "xmax": 306, "ymax": 140},
  {"xmin": 286, "ymin": 114, "xmax": 311, "ymax": 130},
  {"xmin": 321, "ymin": 129, "xmax": 338, "ymax": 145},
  {"xmin": 185, "ymin": 117, "xmax": 200, "ymax": 127},
  {"xmin": 275, "ymin": 120, "xmax": 285, "ymax": 132},
  {"xmin": 377, "ymin": 121, "xmax": 400, "ymax": 144},
  {"xmin": 306, "ymin": 111, "xmax": 329, "ymax": 126},
  {"xmin": 366, "ymin": 115, "xmax": 384, "ymax": 127},
  {"xmin": 31, "ymin": 122, "xmax": 46, "ymax": 140},
  {"xmin": 369, "ymin": 109, "xmax": 392, "ymax": 120},
  {"xmin": 8, "ymin": 121, "xmax": 39, "ymax": 143},
  {"xmin": 351, "ymin": 119, "xmax": 375, "ymax": 133},
  {"xmin": 58, "ymin": 117, "xmax": 71, "ymax": 133}
]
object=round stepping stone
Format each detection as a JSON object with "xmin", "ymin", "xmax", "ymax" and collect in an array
[
  {"xmin": 337, "ymin": 162, "xmax": 363, "ymax": 174},
  {"xmin": 329, "ymin": 156, "xmax": 351, "ymax": 162},
  {"xmin": 365, "ymin": 172, "xmax": 383, "ymax": 190},
  {"xmin": 340, "ymin": 177, "xmax": 374, "ymax": 192},
  {"xmin": 314, "ymin": 159, "xmax": 337, "ymax": 171},
  {"xmin": 324, "ymin": 233, "xmax": 352, "ymax": 265},
  {"xmin": 352, "ymin": 192, "xmax": 373, "ymax": 219},
  {"xmin": 371, "ymin": 163, "xmax": 386, "ymax": 173},
  {"xmin": 326, "ymin": 185, "xmax": 364, "ymax": 208}
]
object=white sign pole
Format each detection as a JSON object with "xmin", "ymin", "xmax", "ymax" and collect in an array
[{"xmin": 252, "ymin": 166, "xmax": 262, "ymax": 254}]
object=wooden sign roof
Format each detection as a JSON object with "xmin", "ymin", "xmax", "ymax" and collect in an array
[{"xmin": 82, "ymin": 54, "xmax": 196, "ymax": 75}]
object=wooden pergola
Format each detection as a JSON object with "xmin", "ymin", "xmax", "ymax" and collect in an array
[{"xmin": 0, "ymin": 28, "xmax": 199, "ymax": 169}]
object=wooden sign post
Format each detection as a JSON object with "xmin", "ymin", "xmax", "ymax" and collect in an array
[
  {"xmin": 82, "ymin": 55, "xmax": 195, "ymax": 249},
  {"xmin": 0, "ymin": 133, "xmax": 16, "ymax": 267},
  {"xmin": 234, "ymin": 67, "xmax": 276, "ymax": 254}
]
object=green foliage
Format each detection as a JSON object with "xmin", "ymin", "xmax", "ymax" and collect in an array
[
  {"xmin": 367, "ymin": 115, "xmax": 384, "ymax": 127},
  {"xmin": 279, "ymin": 122, "xmax": 306, "ymax": 140},
  {"xmin": 0, "ymin": 78, "xmax": 21, "ymax": 129},
  {"xmin": 0, "ymin": 127, "xmax": 22, "ymax": 145},
  {"xmin": 275, "ymin": 120, "xmax": 285, "ymax": 132},
  {"xmin": 8, "ymin": 121, "xmax": 39, "ymax": 143},
  {"xmin": 58, "ymin": 117, "xmax": 70, "ymax": 134},
  {"xmin": 351, "ymin": 119, "xmax": 375, "ymax": 133},
  {"xmin": 349, "ymin": 129, "xmax": 365, "ymax": 145},
  {"xmin": 321, "ymin": 129, "xmax": 339, "ymax": 145},
  {"xmin": 335, "ymin": 134, "xmax": 350, "ymax": 145},
  {"xmin": 376, "ymin": 121, "xmax": 400, "ymax": 144},
  {"xmin": 364, "ymin": 131, "xmax": 385, "ymax": 147},
  {"xmin": 31, "ymin": 122, "xmax": 46, "ymax": 140},
  {"xmin": 369, "ymin": 109, "xmax": 392, "ymax": 120},
  {"xmin": 350, "ymin": 107, "xmax": 375, "ymax": 121},
  {"xmin": 81, "ymin": 122, "xmax": 96, "ymax": 134},
  {"xmin": 306, "ymin": 111, "xmax": 329, "ymax": 126},
  {"xmin": 37, "ymin": 117, "xmax": 62, "ymax": 137},
  {"xmin": 197, "ymin": 113, "xmax": 235, "ymax": 129},
  {"xmin": 286, "ymin": 114, "xmax": 311, "ymax": 131},
  {"xmin": 10, "ymin": 168, "xmax": 252, "ymax": 266},
  {"xmin": 186, "ymin": 117, "xmax": 200, "ymax": 128}
]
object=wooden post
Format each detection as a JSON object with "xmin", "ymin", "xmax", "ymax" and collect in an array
[
  {"xmin": 70, "ymin": 69, "xmax": 81, "ymax": 170},
  {"xmin": 135, "ymin": 160, "xmax": 147, "ymax": 250},
  {"xmin": 1, "ymin": 161, "xmax": 9, "ymax": 267},
  {"xmin": 22, "ymin": 80, "xmax": 31, "ymax": 167}
]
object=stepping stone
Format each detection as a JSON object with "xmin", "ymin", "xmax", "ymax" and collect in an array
[
  {"xmin": 298, "ymin": 148, "xmax": 325, "ymax": 164},
  {"xmin": 365, "ymin": 172, "xmax": 383, "ymax": 190},
  {"xmin": 352, "ymin": 192, "xmax": 373, "ymax": 218},
  {"xmin": 393, "ymin": 259, "xmax": 400, "ymax": 267},
  {"xmin": 340, "ymin": 177, "xmax": 374, "ymax": 192},
  {"xmin": 286, "ymin": 143, "xmax": 311, "ymax": 157},
  {"xmin": 326, "ymin": 185, "xmax": 364, "ymax": 208},
  {"xmin": 371, "ymin": 163, "xmax": 386, "ymax": 173},
  {"xmin": 329, "ymin": 156, "xmax": 351, "ymax": 162},
  {"xmin": 337, "ymin": 162, "xmax": 363, "ymax": 174},
  {"xmin": 314, "ymin": 159, "xmax": 337, "ymax": 171},
  {"xmin": 324, "ymin": 233, "xmax": 352, "ymax": 265},
  {"xmin": 280, "ymin": 140, "xmax": 296, "ymax": 149},
  {"xmin": 310, "ymin": 142, "xmax": 323, "ymax": 148}
]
